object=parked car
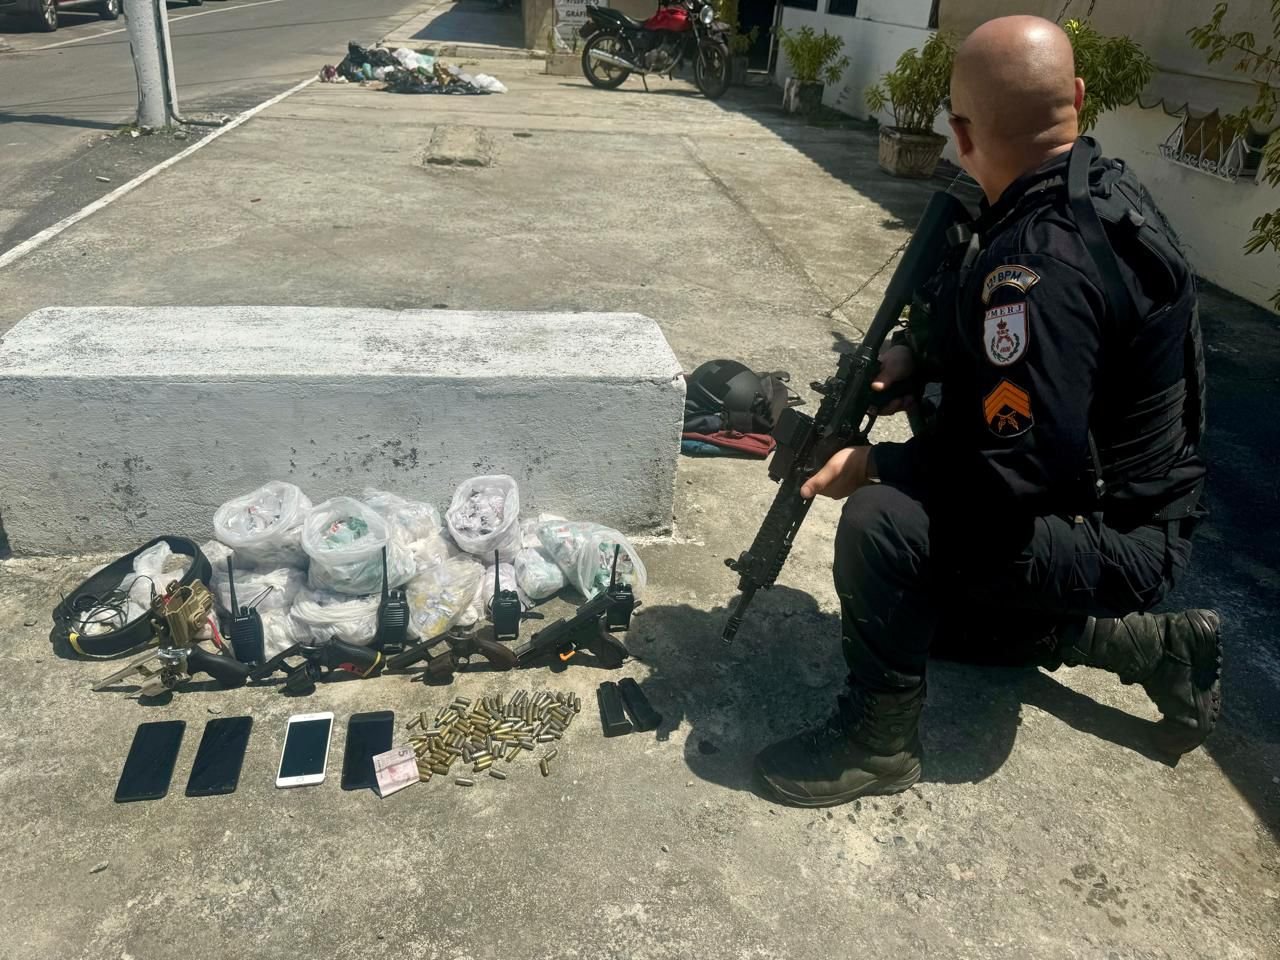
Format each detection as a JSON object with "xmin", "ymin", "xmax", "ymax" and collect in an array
[{"xmin": 0, "ymin": 0, "xmax": 204, "ymax": 32}]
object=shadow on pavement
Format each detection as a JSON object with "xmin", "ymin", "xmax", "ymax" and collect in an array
[
  {"xmin": 627, "ymin": 587, "xmax": 1186, "ymax": 800},
  {"xmin": 410, "ymin": 0, "xmax": 522, "ymax": 49},
  {"xmin": 0, "ymin": 111, "xmax": 119, "ymax": 130}
]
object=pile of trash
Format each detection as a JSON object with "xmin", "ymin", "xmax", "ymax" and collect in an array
[
  {"xmin": 194, "ymin": 476, "xmax": 643, "ymax": 658},
  {"xmin": 319, "ymin": 43, "xmax": 507, "ymax": 95}
]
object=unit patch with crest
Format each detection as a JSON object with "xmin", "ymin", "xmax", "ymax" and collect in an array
[{"xmin": 983, "ymin": 301, "xmax": 1028, "ymax": 366}]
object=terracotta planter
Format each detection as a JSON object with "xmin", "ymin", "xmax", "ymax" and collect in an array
[
  {"xmin": 783, "ymin": 78, "xmax": 824, "ymax": 115},
  {"xmin": 877, "ymin": 126, "xmax": 947, "ymax": 178}
]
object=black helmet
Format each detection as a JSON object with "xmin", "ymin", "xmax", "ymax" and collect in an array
[{"xmin": 685, "ymin": 359, "xmax": 796, "ymax": 433}]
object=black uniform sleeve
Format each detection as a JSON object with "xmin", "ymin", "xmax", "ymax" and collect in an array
[{"xmin": 962, "ymin": 253, "xmax": 1105, "ymax": 513}]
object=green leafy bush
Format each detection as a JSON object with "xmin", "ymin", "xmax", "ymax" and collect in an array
[
  {"xmin": 778, "ymin": 26, "xmax": 849, "ymax": 86},
  {"xmin": 865, "ymin": 32, "xmax": 955, "ymax": 134},
  {"xmin": 1063, "ymin": 19, "xmax": 1156, "ymax": 132}
]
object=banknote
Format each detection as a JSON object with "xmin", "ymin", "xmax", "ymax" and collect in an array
[{"xmin": 373, "ymin": 745, "xmax": 417, "ymax": 798}]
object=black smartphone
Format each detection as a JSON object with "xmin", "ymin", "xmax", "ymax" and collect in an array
[
  {"xmin": 114, "ymin": 720, "xmax": 186, "ymax": 803},
  {"xmin": 341, "ymin": 710, "xmax": 395, "ymax": 791},
  {"xmin": 185, "ymin": 716, "xmax": 253, "ymax": 798}
]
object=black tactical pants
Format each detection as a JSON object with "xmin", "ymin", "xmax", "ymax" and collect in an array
[{"xmin": 832, "ymin": 482, "xmax": 1194, "ymax": 689}]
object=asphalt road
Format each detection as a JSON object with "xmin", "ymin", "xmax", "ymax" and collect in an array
[{"xmin": 0, "ymin": 0, "xmax": 434, "ymax": 254}]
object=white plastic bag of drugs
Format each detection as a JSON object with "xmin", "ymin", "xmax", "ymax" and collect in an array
[
  {"xmin": 209, "ymin": 565, "xmax": 305, "ymax": 616},
  {"xmin": 445, "ymin": 475, "xmax": 521, "ymax": 559},
  {"xmin": 260, "ymin": 609, "xmax": 297, "ymax": 658},
  {"xmin": 513, "ymin": 546, "xmax": 565, "ymax": 600},
  {"xmin": 535, "ymin": 519, "xmax": 610, "ymax": 574},
  {"xmin": 302, "ymin": 496, "xmax": 415, "ymax": 595},
  {"xmin": 287, "ymin": 587, "xmax": 380, "ymax": 646},
  {"xmin": 213, "ymin": 481, "xmax": 312, "ymax": 568},
  {"xmin": 574, "ymin": 527, "xmax": 647, "ymax": 600},
  {"xmin": 405, "ymin": 557, "xmax": 485, "ymax": 640},
  {"xmin": 363, "ymin": 489, "xmax": 442, "ymax": 543}
]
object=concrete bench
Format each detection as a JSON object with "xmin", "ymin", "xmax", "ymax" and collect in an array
[{"xmin": 0, "ymin": 307, "xmax": 685, "ymax": 555}]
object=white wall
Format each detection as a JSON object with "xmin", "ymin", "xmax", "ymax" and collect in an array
[
  {"xmin": 1093, "ymin": 104, "xmax": 1278, "ymax": 310},
  {"xmin": 777, "ymin": 0, "xmax": 941, "ymax": 127}
]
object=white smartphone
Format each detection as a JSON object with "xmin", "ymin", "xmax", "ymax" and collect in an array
[{"xmin": 276, "ymin": 711, "xmax": 335, "ymax": 788}]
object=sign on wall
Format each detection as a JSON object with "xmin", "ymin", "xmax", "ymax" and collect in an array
[{"xmin": 553, "ymin": 0, "xmax": 600, "ymax": 50}]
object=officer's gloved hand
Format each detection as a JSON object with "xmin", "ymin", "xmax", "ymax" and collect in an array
[{"xmin": 871, "ymin": 344, "xmax": 917, "ymax": 416}]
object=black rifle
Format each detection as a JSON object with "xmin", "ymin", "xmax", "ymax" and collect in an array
[{"xmin": 722, "ymin": 192, "xmax": 970, "ymax": 643}]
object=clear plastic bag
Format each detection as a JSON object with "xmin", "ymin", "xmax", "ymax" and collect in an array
[
  {"xmin": 405, "ymin": 557, "xmax": 484, "ymax": 640},
  {"xmin": 536, "ymin": 519, "xmax": 610, "ymax": 574},
  {"xmin": 302, "ymin": 496, "xmax": 415, "ymax": 595},
  {"xmin": 287, "ymin": 587, "xmax": 380, "ymax": 646},
  {"xmin": 260, "ymin": 609, "xmax": 297, "ymax": 658},
  {"xmin": 209, "ymin": 565, "xmax": 305, "ymax": 616},
  {"xmin": 513, "ymin": 546, "xmax": 566, "ymax": 600},
  {"xmin": 363, "ymin": 489, "xmax": 442, "ymax": 544},
  {"xmin": 445, "ymin": 475, "xmax": 521, "ymax": 559},
  {"xmin": 213, "ymin": 481, "xmax": 312, "ymax": 568},
  {"xmin": 574, "ymin": 528, "xmax": 646, "ymax": 600}
]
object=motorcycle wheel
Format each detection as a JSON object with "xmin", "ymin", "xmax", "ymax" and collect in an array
[
  {"xmin": 694, "ymin": 40, "xmax": 730, "ymax": 100},
  {"xmin": 582, "ymin": 32, "xmax": 634, "ymax": 90}
]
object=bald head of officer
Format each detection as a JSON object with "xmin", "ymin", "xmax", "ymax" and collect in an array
[{"xmin": 948, "ymin": 15, "xmax": 1085, "ymax": 203}]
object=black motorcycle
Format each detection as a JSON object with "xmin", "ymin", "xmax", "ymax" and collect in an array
[{"xmin": 579, "ymin": 0, "xmax": 731, "ymax": 101}]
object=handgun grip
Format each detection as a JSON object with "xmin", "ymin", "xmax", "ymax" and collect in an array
[
  {"xmin": 187, "ymin": 645, "xmax": 251, "ymax": 688},
  {"xmin": 324, "ymin": 638, "xmax": 384, "ymax": 677},
  {"xmin": 585, "ymin": 623, "xmax": 628, "ymax": 669},
  {"xmin": 472, "ymin": 635, "xmax": 518, "ymax": 671}
]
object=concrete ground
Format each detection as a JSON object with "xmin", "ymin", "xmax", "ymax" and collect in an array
[{"xmin": 0, "ymin": 56, "xmax": 1278, "ymax": 960}]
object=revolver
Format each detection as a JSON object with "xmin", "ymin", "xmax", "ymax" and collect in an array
[
  {"xmin": 250, "ymin": 636, "xmax": 385, "ymax": 696},
  {"xmin": 385, "ymin": 627, "xmax": 517, "ymax": 681}
]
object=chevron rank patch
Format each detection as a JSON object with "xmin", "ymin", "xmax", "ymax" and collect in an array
[
  {"xmin": 984, "ymin": 379, "xmax": 1033, "ymax": 437},
  {"xmin": 982, "ymin": 264, "xmax": 1040, "ymax": 304},
  {"xmin": 984, "ymin": 301, "xmax": 1028, "ymax": 366}
]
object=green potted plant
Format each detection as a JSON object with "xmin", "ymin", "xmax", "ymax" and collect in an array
[
  {"xmin": 865, "ymin": 31, "xmax": 955, "ymax": 178},
  {"xmin": 778, "ymin": 26, "xmax": 849, "ymax": 116}
]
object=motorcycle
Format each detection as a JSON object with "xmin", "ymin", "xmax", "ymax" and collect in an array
[{"xmin": 578, "ymin": 0, "xmax": 731, "ymax": 101}]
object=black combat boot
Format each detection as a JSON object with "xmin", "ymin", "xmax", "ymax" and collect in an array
[
  {"xmin": 1055, "ymin": 610, "xmax": 1222, "ymax": 756},
  {"xmin": 755, "ymin": 680, "xmax": 925, "ymax": 807}
]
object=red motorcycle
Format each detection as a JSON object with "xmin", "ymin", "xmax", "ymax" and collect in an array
[{"xmin": 579, "ymin": 0, "xmax": 731, "ymax": 100}]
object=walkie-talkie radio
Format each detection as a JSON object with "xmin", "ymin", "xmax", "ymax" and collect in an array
[
  {"xmin": 374, "ymin": 545, "xmax": 410, "ymax": 653},
  {"xmin": 226, "ymin": 558, "xmax": 265, "ymax": 666},
  {"xmin": 604, "ymin": 544, "xmax": 636, "ymax": 632},
  {"xmin": 490, "ymin": 549, "xmax": 522, "ymax": 642}
]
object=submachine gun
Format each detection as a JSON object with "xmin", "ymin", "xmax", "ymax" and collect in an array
[{"xmin": 721, "ymin": 192, "xmax": 970, "ymax": 643}]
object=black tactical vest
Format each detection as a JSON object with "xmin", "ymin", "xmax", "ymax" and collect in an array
[{"xmin": 1065, "ymin": 140, "xmax": 1207, "ymax": 524}]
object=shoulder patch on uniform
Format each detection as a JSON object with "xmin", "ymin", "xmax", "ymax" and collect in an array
[
  {"xmin": 983, "ymin": 302, "xmax": 1028, "ymax": 366},
  {"xmin": 982, "ymin": 264, "xmax": 1041, "ymax": 304},
  {"xmin": 983, "ymin": 379, "xmax": 1033, "ymax": 437}
]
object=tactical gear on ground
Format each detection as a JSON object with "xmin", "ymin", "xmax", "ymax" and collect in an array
[{"xmin": 755, "ymin": 680, "xmax": 925, "ymax": 807}]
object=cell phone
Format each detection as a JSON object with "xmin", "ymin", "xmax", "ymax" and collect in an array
[
  {"xmin": 114, "ymin": 720, "xmax": 186, "ymax": 803},
  {"xmin": 185, "ymin": 716, "xmax": 253, "ymax": 797},
  {"xmin": 276, "ymin": 711, "xmax": 334, "ymax": 788},
  {"xmin": 341, "ymin": 710, "xmax": 395, "ymax": 791}
]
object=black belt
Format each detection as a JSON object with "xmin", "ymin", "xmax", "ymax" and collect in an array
[{"xmin": 52, "ymin": 536, "xmax": 213, "ymax": 658}]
